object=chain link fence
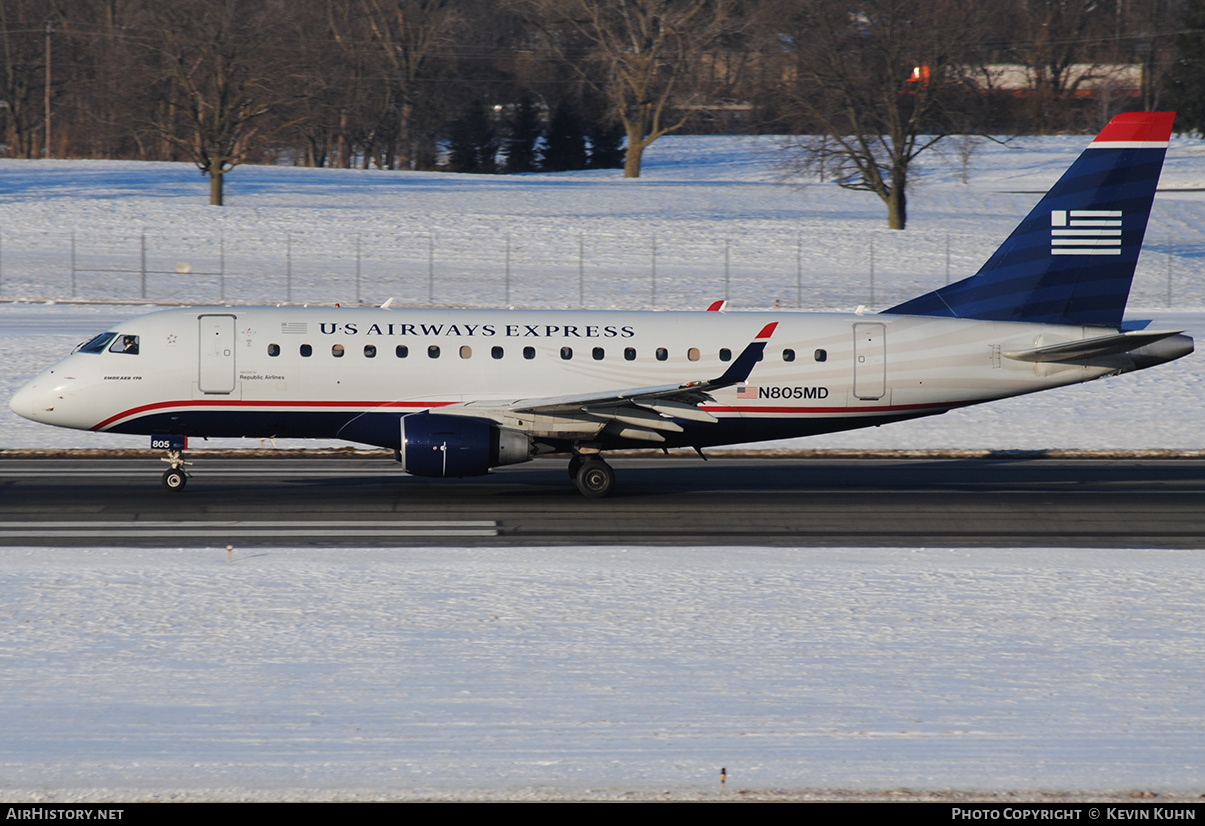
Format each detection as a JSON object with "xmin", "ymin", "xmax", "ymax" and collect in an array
[{"xmin": 1, "ymin": 226, "xmax": 1201, "ymax": 311}]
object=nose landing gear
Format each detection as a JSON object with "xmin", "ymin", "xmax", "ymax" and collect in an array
[
  {"xmin": 153, "ymin": 435, "xmax": 192, "ymax": 492},
  {"xmin": 162, "ymin": 464, "xmax": 188, "ymax": 490}
]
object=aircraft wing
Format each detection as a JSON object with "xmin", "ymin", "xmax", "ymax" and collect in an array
[
  {"xmin": 509, "ymin": 322, "xmax": 777, "ymax": 415},
  {"xmin": 450, "ymin": 323, "xmax": 778, "ymax": 441}
]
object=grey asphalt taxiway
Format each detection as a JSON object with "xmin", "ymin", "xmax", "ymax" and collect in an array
[{"xmin": 2, "ymin": 454, "xmax": 1204, "ymax": 547}]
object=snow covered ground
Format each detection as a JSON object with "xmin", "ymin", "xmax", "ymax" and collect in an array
[
  {"xmin": 2, "ymin": 134, "xmax": 1205, "ymax": 800},
  {"xmin": 2, "ymin": 545, "xmax": 1204, "ymax": 801}
]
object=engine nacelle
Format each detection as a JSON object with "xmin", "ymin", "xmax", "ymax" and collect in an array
[{"xmin": 398, "ymin": 412, "xmax": 531, "ymax": 478}]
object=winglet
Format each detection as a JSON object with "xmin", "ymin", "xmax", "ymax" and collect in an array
[
  {"xmin": 713, "ymin": 322, "xmax": 777, "ymax": 386},
  {"xmin": 707, "ymin": 300, "xmax": 727, "ymax": 312}
]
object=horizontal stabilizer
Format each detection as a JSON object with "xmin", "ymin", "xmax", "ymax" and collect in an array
[{"xmin": 1003, "ymin": 329, "xmax": 1186, "ymax": 363}]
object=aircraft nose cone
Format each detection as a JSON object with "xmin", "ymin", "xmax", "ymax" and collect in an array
[{"xmin": 9, "ymin": 379, "xmax": 53, "ymax": 423}]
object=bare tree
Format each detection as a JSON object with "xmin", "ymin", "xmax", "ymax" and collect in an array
[
  {"xmin": 360, "ymin": 0, "xmax": 461, "ymax": 170},
  {"xmin": 526, "ymin": 0, "xmax": 728, "ymax": 178},
  {"xmin": 145, "ymin": 0, "xmax": 290, "ymax": 205},
  {"xmin": 1004, "ymin": 0, "xmax": 1114, "ymax": 132},
  {"xmin": 777, "ymin": 0, "xmax": 982, "ymax": 229},
  {"xmin": 0, "ymin": 0, "xmax": 49, "ymax": 157}
]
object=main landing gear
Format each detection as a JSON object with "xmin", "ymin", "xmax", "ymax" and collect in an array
[{"xmin": 569, "ymin": 453, "xmax": 615, "ymax": 499}]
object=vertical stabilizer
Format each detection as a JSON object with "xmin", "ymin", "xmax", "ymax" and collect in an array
[{"xmin": 884, "ymin": 112, "xmax": 1175, "ymax": 327}]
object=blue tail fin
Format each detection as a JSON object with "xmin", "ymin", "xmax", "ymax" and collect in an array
[{"xmin": 884, "ymin": 112, "xmax": 1175, "ymax": 328}]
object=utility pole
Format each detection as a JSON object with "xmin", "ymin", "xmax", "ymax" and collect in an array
[{"xmin": 44, "ymin": 20, "xmax": 52, "ymax": 159}]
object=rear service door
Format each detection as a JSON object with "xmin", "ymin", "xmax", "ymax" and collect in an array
[
  {"xmin": 198, "ymin": 314, "xmax": 236, "ymax": 394},
  {"xmin": 852, "ymin": 322, "xmax": 886, "ymax": 400}
]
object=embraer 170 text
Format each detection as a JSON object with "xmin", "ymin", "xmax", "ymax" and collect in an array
[{"xmin": 10, "ymin": 112, "xmax": 1194, "ymax": 497}]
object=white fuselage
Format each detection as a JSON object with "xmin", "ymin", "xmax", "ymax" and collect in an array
[{"xmin": 10, "ymin": 306, "xmax": 1141, "ymax": 450}]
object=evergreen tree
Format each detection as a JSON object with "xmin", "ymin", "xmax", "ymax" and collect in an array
[
  {"xmin": 504, "ymin": 94, "xmax": 544, "ymax": 173},
  {"xmin": 587, "ymin": 119, "xmax": 626, "ymax": 169},
  {"xmin": 1164, "ymin": 0, "xmax": 1205, "ymax": 136},
  {"xmin": 447, "ymin": 99, "xmax": 497, "ymax": 173},
  {"xmin": 540, "ymin": 99, "xmax": 587, "ymax": 172}
]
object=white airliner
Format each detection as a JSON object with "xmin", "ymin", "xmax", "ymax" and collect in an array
[{"xmin": 9, "ymin": 111, "xmax": 1194, "ymax": 497}]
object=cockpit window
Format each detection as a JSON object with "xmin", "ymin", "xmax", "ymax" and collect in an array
[
  {"xmin": 109, "ymin": 335, "xmax": 139, "ymax": 355},
  {"xmin": 77, "ymin": 332, "xmax": 118, "ymax": 354}
]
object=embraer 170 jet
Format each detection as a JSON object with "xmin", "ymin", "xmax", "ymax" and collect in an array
[{"xmin": 9, "ymin": 112, "xmax": 1194, "ymax": 498}]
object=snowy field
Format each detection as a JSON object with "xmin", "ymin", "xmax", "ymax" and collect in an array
[
  {"xmin": 2, "ymin": 135, "xmax": 1205, "ymax": 801},
  {"xmin": 3, "ymin": 545, "xmax": 1204, "ymax": 801}
]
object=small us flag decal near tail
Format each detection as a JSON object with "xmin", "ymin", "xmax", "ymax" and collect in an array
[
  {"xmin": 737, "ymin": 386, "xmax": 758, "ymax": 399},
  {"xmin": 1051, "ymin": 209, "xmax": 1122, "ymax": 255}
]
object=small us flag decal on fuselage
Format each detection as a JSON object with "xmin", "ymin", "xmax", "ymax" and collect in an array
[
  {"xmin": 737, "ymin": 385, "xmax": 758, "ymax": 399},
  {"xmin": 1051, "ymin": 209, "xmax": 1122, "ymax": 255}
]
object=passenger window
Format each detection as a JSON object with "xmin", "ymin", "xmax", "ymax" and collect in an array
[
  {"xmin": 300, "ymin": 344, "xmax": 312, "ymax": 357},
  {"xmin": 783, "ymin": 349, "xmax": 795, "ymax": 362},
  {"xmin": 460, "ymin": 345, "xmax": 472, "ymax": 359},
  {"xmin": 523, "ymin": 346, "xmax": 535, "ymax": 360},
  {"xmin": 364, "ymin": 345, "xmax": 376, "ymax": 358},
  {"xmin": 624, "ymin": 347, "xmax": 636, "ymax": 361},
  {"xmin": 428, "ymin": 345, "xmax": 440, "ymax": 359},
  {"xmin": 396, "ymin": 345, "xmax": 408, "ymax": 358},
  {"xmin": 687, "ymin": 347, "xmax": 700, "ymax": 362},
  {"xmin": 332, "ymin": 344, "xmax": 345, "ymax": 358},
  {"xmin": 560, "ymin": 346, "xmax": 573, "ymax": 360},
  {"xmin": 719, "ymin": 348, "xmax": 731, "ymax": 362},
  {"xmin": 492, "ymin": 346, "xmax": 504, "ymax": 359},
  {"xmin": 110, "ymin": 335, "xmax": 139, "ymax": 355},
  {"xmin": 656, "ymin": 348, "xmax": 668, "ymax": 362},
  {"xmin": 814, "ymin": 349, "xmax": 827, "ymax": 362},
  {"xmin": 593, "ymin": 347, "xmax": 604, "ymax": 360},
  {"xmin": 268, "ymin": 343, "xmax": 281, "ymax": 357}
]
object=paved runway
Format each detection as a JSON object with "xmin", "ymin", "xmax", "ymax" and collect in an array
[{"xmin": 3, "ymin": 455, "xmax": 1204, "ymax": 547}]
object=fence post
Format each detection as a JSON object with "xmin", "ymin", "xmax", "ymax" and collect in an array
[
  {"xmin": 0, "ymin": 231, "xmax": 4, "ymax": 297},
  {"xmin": 356, "ymin": 232, "xmax": 362, "ymax": 305},
  {"xmin": 578, "ymin": 232, "xmax": 584, "ymax": 308},
  {"xmin": 71, "ymin": 231, "xmax": 76, "ymax": 298},
  {"xmin": 1167, "ymin": 237, "xmax": 1173, "ymax": 307},
  {"xmin": 219, "ymin": 232, "xmax": 225, "ymax": 303},
  {"xmin": 724, "ymin": 238, "xmax": 730, "ymax": 302},
  {"xmin": 796, "ymin": 231, "xmax": 802, "ymax": 309},
  {"xmin": 651, "ymin": 234, "xmax": 657, "ymax": 308},
  {"xmin": 505, "ymin": 232, "xmax": 511, "ymax": 305},
  {"xmin": 140, "ymin": 230, "xmax": 147, "ymax": 300},
  {"xmin": 428, "ymin": 233, "xmax": 434, "ymax": 304},
  {"xmin": 286, "ymin": 232, "xmax": 292, "ymax": 303},
  {"xmin": 869, "ymin": 237, "xmax": 875, "ymax": 306},
  {"xmin": 945, "ymin": 233, "xmax": 951, "ymax": 285}
]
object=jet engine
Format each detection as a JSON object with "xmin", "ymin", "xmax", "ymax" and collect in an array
[{"xmin": 397, "ymin": 412, "xmax": 531, "ymax": 478}]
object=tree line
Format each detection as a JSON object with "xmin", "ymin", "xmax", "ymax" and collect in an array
[{"xmin": 0, "ymin": 0, "xmax": 1198, "ymax": 221}]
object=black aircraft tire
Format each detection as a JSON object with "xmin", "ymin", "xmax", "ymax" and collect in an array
[
  {"xmin": 162, "ymin": 468, "xmax": 187, "ymax": 491},
  {"xmin": 575, "ymin": 459, "xmax": 614, "ymax": 499},
  {"xmin": 567, "ymin": 454, "xmax": 584, "ymax": 481}
]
